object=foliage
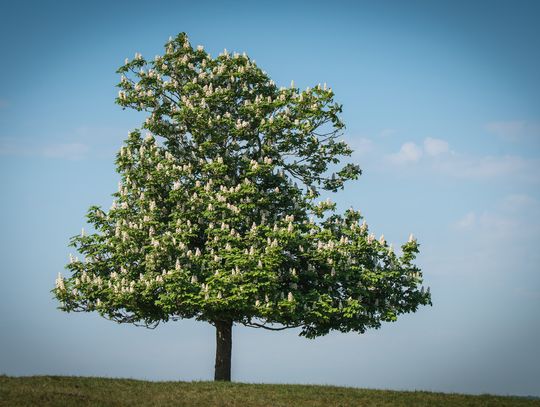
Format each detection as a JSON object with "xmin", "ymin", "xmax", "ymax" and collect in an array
[{"xmin": 53, "ymin": 33, "xmax": 431, "ymax": 338}]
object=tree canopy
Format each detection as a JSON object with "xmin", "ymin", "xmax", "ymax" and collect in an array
[{"xmin": 53, "ymin": 33, "xmax": 431, "ymax": 340}]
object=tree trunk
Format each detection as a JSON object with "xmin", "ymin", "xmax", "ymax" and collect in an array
[{"xmin": 214, "ymin": 319, "xmax": 232, "ymax": 381}]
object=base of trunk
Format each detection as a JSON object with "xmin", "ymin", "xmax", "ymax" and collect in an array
[{"xmin": 214, "ymin": 319, "xmax": 232, "ymax": 381}]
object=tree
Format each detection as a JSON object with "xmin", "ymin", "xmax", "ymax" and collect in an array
[{"xmin": 53, "ymin": 33, "xmax": 431, "ymax": 382}]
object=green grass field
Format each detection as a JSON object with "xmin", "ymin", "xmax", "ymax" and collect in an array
[{"xmin": 0, "ymin": 375, "xmax": 538, "ymax": 406}]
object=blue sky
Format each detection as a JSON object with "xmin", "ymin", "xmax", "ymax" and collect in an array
[{"xmin": 1, "ymin": 0, "xmax": 539, "ymax": 397}]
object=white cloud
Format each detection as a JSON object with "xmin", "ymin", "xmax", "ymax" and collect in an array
[
  {"xmin": 382, "ymin": 134, "xmax": 539, "ymax": 181},
  {"xmin": 424, "ymin": 137, "xmax": 449, "ymax": 156},
  {"xmin": 386, "ymin": 137, "xmax": 447, "ymax": 165},
  {"xmin": 387, "ymin": 142, "xmax": 423, "ymax": 164}
]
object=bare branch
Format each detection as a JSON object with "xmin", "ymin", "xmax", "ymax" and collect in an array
[{"xmin": 242, "ymin": 321, "xmax": 300, "ymax": 331}]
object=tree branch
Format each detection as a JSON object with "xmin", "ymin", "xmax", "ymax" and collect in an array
[{"xmin": 242, "ymin": 321, "xmax": 300, "ymax": 331}]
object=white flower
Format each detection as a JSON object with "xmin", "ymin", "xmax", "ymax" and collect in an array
[
  {"xmin": 360, "ymin": 220, "xmax": 367, "ymax": 232},
  {"xmin": 55, "ymin": 273, "xmax": 65, "ymax": 291},
  {"xmin": 408, "ymin": 233, "xmax": 416, "ymax": 243},
  {"xmin": 287, "ymin": 292, "xmax": 294, "ymax": 302},
  {"xmin": 379, "ymin": 235, "xmax": 386, "ymax": 245}
]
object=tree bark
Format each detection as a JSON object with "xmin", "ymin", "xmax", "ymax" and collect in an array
[{"xmin": 214, "ymin": 319, "xmax": 232, "ymax": 381}]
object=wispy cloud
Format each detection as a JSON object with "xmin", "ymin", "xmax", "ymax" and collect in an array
[
  {"xmin": 453, "ymin": 194, "xmax": 539, "ymax": 237},
  {"xmin": 439, "ymin": 193, "xmax": 540, "ymax": 282},
  {"xmin": 454, "ymin": 212, "xmax": 476, "ymax": 230},
  {"xmin": 347, "ymin": 137, "xmax": 374, "ymax": 157},
  {"xmin": 500, "ymin": 194, "xmax": 538, "ymax": 211},
  {"xmin": 423, "ymin": 137, "xmax": 449, "ymax": 156},
  {"xmin": 41, "ymin": 143, "xmax": 89, "ymax": 160},
  {"xmin": 484, "ymin": 120, "xmax": 540, "ymax": 142},
  {"xmin": 383, "ymin": 137, "xmax": 539, "ymax": 182},
  {"xmin": 454, "ymin": 211, "xmax": 519, "ymax": 236},
  {"xmin": 434, "ymin": 153, "xmax": 539, "ymax": 180},
  {"xmin": 378, "ymin": 128, "xmax": 397, "ymax": 138},
  {"xmin": 0, "ymin": 138, "xmax": 90, "ymax": 160}
]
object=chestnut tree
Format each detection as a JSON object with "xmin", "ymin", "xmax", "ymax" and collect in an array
[{"xmin": 53, "ymin": 33, "xmax": 431, "ymax": 381}]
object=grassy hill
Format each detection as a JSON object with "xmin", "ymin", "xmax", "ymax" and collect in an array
[{"xmin": 1, "ymin": 375, "xmax": 538, "ymax": 406}]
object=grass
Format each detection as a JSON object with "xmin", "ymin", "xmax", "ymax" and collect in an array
[{"xmin": 0, "ymin": 375, "xmax": 538, "ymax": 406}]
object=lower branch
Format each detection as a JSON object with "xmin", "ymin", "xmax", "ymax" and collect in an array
[{"xmin": 242, "ymin": 321, "xmax": 301, "ymax": 331}]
